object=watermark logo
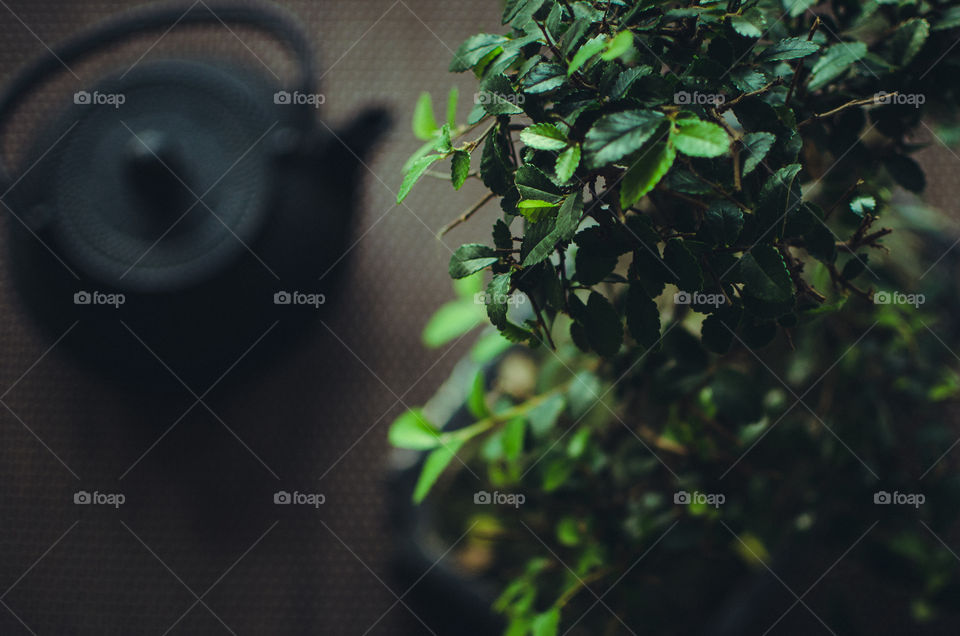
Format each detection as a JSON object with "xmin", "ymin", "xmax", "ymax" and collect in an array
[
  {"xmin": 274, "ymin": 90, "xmax": 326, "ymax": 108},
  {"xmin": 74, "ymin": 90, "xmax": 125, "ymax": 109},
  {"xmin": 674, "ymin": 91, "xmax": 725, "ymax": 106},
  {"xmin": 474, "ymin": 92, "xmax": 525, "ymax": 106},
  {"xmin": 74, "ymin": 490, "xmax": 125, "ymax": 508},
  {"xmin": 474, "ymin": 292, "xmax": 527, "ymax": 307},
  {"xmin": 273, "ymin": 291, "xmax": 325, "ymax": 308},
  {"xmin": 74, "ymin": 290, "xmax": 125, "ymax": 308},
  {"xmin": 874, "ymin": 91, "xmax": 925, "ymax": 108},
  {"xmin": 674, "ymin": 291, "xmax": 725, "ymax": 307},
  {"xmin": 474, "ymin": 490, "xmax": 525, "ymax": 508},
  {"xmin": 873, "ymin": 291, "xmax": 924, "ymax": 308},
  {"xmin": 674, "ymin": 490, "xmax": 725, "ymax": 508},
  {"xmin": 273, "ymin": 490, "xmax": 325, "ymax": 508},
  {"xmin": 874, "ymin": 490, "xmax": 924, "ymax": 508}
]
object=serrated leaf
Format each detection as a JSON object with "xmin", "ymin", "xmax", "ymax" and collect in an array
[
  {"xmin": 412, "ymin": 92, "xmax": 439, "ymax": 141},
  {"xmin": 493, "ymin": 219, "xmax": 513, "ymax": 250},
  {"xmin": 450, "ymin": 244, "xmax": 499, "ymax": 278},
  {"xmin": 502, "ymin": 0, "xmax": 546, "ymax": 27},
  {"xmin": 486, "ymin": 273, "xmax": 512, "ymax": 328},
  {"xmin": 413, "ymin": 437, "xmax": 466, "ymax": 503},
  {"xmin": 626, "ymin": 284, "xmax": 661, "ymax": 347},
  {"xmin": 398, "ymin": 154, "xmax": 441, "ymax": 203},
  {"xmin": 584, "ymin": 291, "xmax": 623, "ymax": 356},
  {"xmin": 740, "ymin": 131, "xmax": 775, "ymax": 176},
  {"xmin": 450, "ymin": 33, "xmax": 508, "ymax": 72},
  {"xmin": 758, "ymin": 37, "xmax": 819, "ymax": 62},
  {"xmin": 451, "ymin": 150, "xmax": 471, "ymax": 190},
  {"xmin": 620, "ymin": 141, "xmax": 676, "ymax": 209},
  {"xmin": 887, "ymin": 18, "xmax": 929, "ymax": 67},
  {"xmin": 584, "ymin": 110, "xmax": 666, "ymax": 168},
  {"xmin": 515, "ymin": 165, "xmax": 562, "ymax": 202},
  {"xmin": 518, "ymin": 199, "xmax": 560, "ymax": 222},
  {"xmin": 701, "ymin": 304, "xmax": 743, "ymax": 354},
  {"xmin": 568, "ymin": 35, "xmax": 607, "ymax": 76},
  {"xmin": 671, "ymin": 118, "xmax": 730, "ymax": 157},
  {"xmin": 731, "ymin": 14, "xmax": 763, "ymax": 38},
  {"xmin": 422, "ymin": 299, "xmax": 485, "ymax": 347},
  {"xmin": 520, "ymin": 123, "xmax": 569, "ymax": 151},
  {"xmin": 784, "ymin": 0, "xmax": 816, "ymax": 18},
  {"xmin": 703, "ymin": 201, "xmax": 744, "ymax": 245},
  {"xmin": 389, "ymin": 409, "xmax": 441, "ymax": 450},
  {"xmin": 664, "ymin": 238, "xmax": 703, "ymax": 292},
  {"xmin": 480, "ymin": 127, "xmax": 513, "ymax": 196},
  {"xmin": 522, "ymin": 192, "xmax": 584, "ymax": 266},
  {"xmin": 522, "ymin": 62, "xmax": 566, "ymax": 93},
  {"xmin": 849, "ymin": 196, "xmax": 876, "ymax": 217},
  {"xmin": 738, "ymin": 245, "xmax": 793, "ymax": 302},
  {"xmin": 808, "ymin": 41, "xmax": 867, "ymax": 91},
  {"xmin": 555, "ymin": 144, "xmax": 581, "ymax": 183},
  {"xmin": 479, "ymin": 74, "xmax": 525, "ymax": 115},
  {"xmin": 602, "ymin": 30, "xmax": 634, "ymax": 60}
]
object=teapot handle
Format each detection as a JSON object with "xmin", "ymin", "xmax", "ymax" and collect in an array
[{"xmin": 0, "ymin": 1, "xmax": 317, "ymax": 189}]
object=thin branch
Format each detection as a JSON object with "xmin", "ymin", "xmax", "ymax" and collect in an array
[
  {"xmin": 437, "ymin": 192, "xmax": 497, "ymax": 237},
  {"xmin": 798, "ymin": 92, "xmax": 899, "ymax": 128}
]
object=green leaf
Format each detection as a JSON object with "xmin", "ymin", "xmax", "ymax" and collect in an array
[
  {"xmin": 451, "ymin": 150, "xmax": 471, "ymax": 190},
  {"xmin": 528, "ymin": 394, "xmax": 565, "ymax": 436},
  {"xmin": 531, "ymin": 607, "xmax": 560, "ymax": 636},
  {"xmin": 701, "ymin": 304, "xmax": 743, "ymax": 354},
  {"xmin": 522, "ymin": 62, "xmax": 566, "ymax": 93},
  {"xmin": 783, "ymin": 0, "xmax": 816, "ymax": 18},
  {"xmin": 412, "ymin": 92, "xmax": 439, "ymax": 141},
  {"xmin": 703, "ymin": 201, "xmax": 744, "ymax": 245},
  {"xmin": 849, "ymin": 196, "xmax": 876, "ymax": 217},
  {"xmin": 568, "ymin": 35, "xmax": 607, "ymax": 76},
  {"xmin": 730, "ymin": 13, "xmax": 763, "ymax": 38},
  {"xmin": 520, "ymin": 123, "xmax": 569, "ymax": 151},
  {"xmin": 480, "ymin": 126, "xmax": 513, "ymax": 196},
  {"xmin": 522, "ymin": 192, "xmax": 584, "ymax": 266},
  {"xmin": 413, "ymin": 437, "xmax": 466, "ymax": 503},
  {"xmin": 555, "ymin": 144, "xmax": 581, "ymax": 183},
  {"xmin": 620, "ymin": 141, "xmax": 676, "ymax": 209},
  {"xmin": 493, "ymin": 219, "xmax": 513, "ymax": 250},
  {"xmin": 479, "ymin": 74, "xmax": 524, "ymax": 115},
  {"xmin": 738, "ymin": 245, "xmax": 793, "ymax": 303},
  {"xmin": 398, "ymin": 154, "xmax": 441, "ymax": 203},
  {"xmin": 518, "ymin": 199, "xmax": 561, "ymax": 222},
  {"xmin": 389, "ymin": 409, "xmax": 441, "ymax": 450},
  {"xmin": 740, "ymin": 132, "xmax": 775, "ymax": 176},
  {"xmin": 601, "ymin": 30, "xmax": 634, "ymax": 60},
  {"xmin": 450, "ymin": 33, "xmax": 507, "ymax": 72},
  {"xmin": 450, "ymin": 244, "xmax": 499, "ymax": 278},
  {"xmin": 584, "ymin": 110, "xmax": 666, "ymax": 168},
  {"xmin": 486, "ymin": 273, "xmax": 512, "ymax": 328},
  {"xmin": 502, "ymin": 0, "xmax": 546, "ymax": 27},
  {"xmin": 467, "ymin": 370, "xmax": 489, "ymax": 418},
  {"xmin": 626, "ymin": 284, "xmax": 661, "ymax": 348},
  {"xmin": 758, "ymin": 36, "xmax": 819, "ymax": 62},
  {"xmin": 887, "ymin": 18, "xmax": 930, "ymax": 67},
  {"xmin": 422, "ymin": 299, "xmax": 485, "ymax": 347},
  {"xmin": 584, "ymin": 291, "xmax": 623, "ymax": 356},
  {"xmin": 808, "ymin": 41, "xmax": 867, "ymax": 91},
  {"xmin": 503, "ymin": 417, "xmax": 526, "ymax": 462},
  {"xmin": 671, "ymin": 118, "xmax": 730, "ymax": 157},
  {"xmin": 664, "ymin": 238, "xmax": 703, "ymax": 292},
  {"xmin": 515, "ymin": 165, "xmax": 563, "ymax": 203}
]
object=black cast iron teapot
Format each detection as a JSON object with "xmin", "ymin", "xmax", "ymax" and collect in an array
[{"xmin": 0, "ymin": 2, "xmax": 387, "ymax": 388}]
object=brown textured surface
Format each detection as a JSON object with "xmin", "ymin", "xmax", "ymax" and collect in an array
[{"xmin": 0, "ymin": 1, "xmax": 501, "ymax": 634}]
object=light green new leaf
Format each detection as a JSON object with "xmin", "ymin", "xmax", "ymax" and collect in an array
[
  {"xmin": 601, "ymin": 30, "xmax": 634, "ymax": 60},
  {"xmin": 555, "ymin": 144, "xmax": 581, "ymax": 183},
  {"xmin": 672, "ymin": 119, "xmax": 730, "ymax": 157},
  {"xmin": 522, "ymin": 192, "xmax": 584, "ymax": 266},
  {"xmin": 389, "ymin": 409, "xmax": 441, "ymax": 450},
  {"xmin": 451, "ymin": 150, "xmax": 471, "ymax": 190},
  {"xmin": 412, "ymin": 92, "xmax": 439, "ymax": 141},
  {"xmin": 422, "ymin": 299, "xmax": 485, "ymax": 347},
  {"xmin": 518, "ymin": 199, "xmax": 561, "ymax": 222},
  {"xmin": 568, "ymin": 35, "xmax": 607, "ymax": 76},
  {"xmin": 520, "ymin": 123, "xmax": 570, "ymax": 151},
  {"xmin": 398, "ymin": 154, "xmax": 441, "ymax": 203},
  {"xmin": 620, "ymin": 141, "xmax": 676, "ymax": 209},
  {"xmin": 808, "ymin": 41, "xmax": 867, "ymax": 91},
  {"xmin": 413, "ymin": 437, "xmax": 466, "ymax": 502},
  {"xmin": 446, "ymin": 86, "xmax": 459, "ymax": 127},
  {"xmin": 531, "ymin": 608, "xmax": 560, "ymax": 636}
]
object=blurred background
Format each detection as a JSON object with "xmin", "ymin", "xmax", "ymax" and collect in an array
[
  {"xmin": 0, "ymin": 0, "xmax": 506, "ymax": 633},
  {"xmin": 1, "ymin": 1, "xmax": 960, "ymax": 635}
]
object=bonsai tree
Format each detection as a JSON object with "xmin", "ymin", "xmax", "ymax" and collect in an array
[{"xmin": 391, "ymin": 1, "xmax": 960, "ymax": 633}]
